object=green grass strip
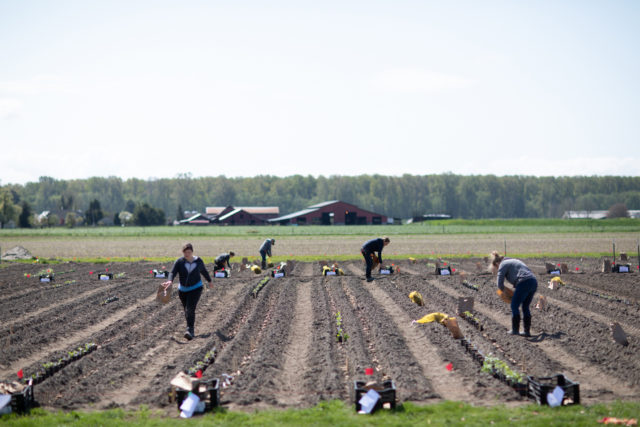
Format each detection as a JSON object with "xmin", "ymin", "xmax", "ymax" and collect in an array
[{"xmin": 1, "ymin": 400, "xmax": 639, "ymax": 426}]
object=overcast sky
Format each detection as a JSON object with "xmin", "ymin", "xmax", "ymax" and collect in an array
[{"xmin": 1, "ymin": 1, "xmax": 639, "ymax": 185}]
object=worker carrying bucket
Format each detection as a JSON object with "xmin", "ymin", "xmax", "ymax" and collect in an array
[
  {"xmin": 489, "ymin": 251, "xmax": 538, "ymax": 337},
  {"xmin": 361, "ymin": 237, "xmax": 390, "ymax": 282},
  {"xmin": 259, "ymin": 239, "xmax": 275, "ymax": 269}
]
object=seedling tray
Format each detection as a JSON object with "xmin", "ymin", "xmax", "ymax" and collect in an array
[
  {"xmin": 175, "ymin": 378, "xmax": 220, "ymax": 412},
  {"xmin": 528, "ymin": 374, "xmax": 580, "ymax": 406},
  {"xmin": 39, "ymin": 274, "xmax": 54, "ymax": 282},
  {"xmin": 11, "ymin": 384, "xmax": 34, "ymax": 414},
  {"xmin": 354, "ymin": 380, "xmax": 396, "ymax": 411},
  {"xmin": 271, "ymin": 270, "xmax": 285, "ymax": 278}
]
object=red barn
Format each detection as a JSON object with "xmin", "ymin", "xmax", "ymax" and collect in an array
[{"xmin": 269, "ymin": 200, "xmax": 388, "ymax": 225}]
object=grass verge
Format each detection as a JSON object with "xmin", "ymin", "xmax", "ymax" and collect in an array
[{"xmin": 1, "ymin": 400, "xmax": 639, "ymax": 426}]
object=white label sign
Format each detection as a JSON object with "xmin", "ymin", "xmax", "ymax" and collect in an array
[
  {"xmin": 215, "ymin": 272, "xmax": 227, "ymax": 278},
  {"xmin": 619, "ymin": 265, "xmax": 629, "ymax": 273},
  {"xmin": 440, "ymin": 269, "xmax": 450, "ymax": 276},
  {"xmin": 325, "ymin": 271, "xmax": 336, "ymax": 276},
  {"xmin": 154, "ymin": 272, "xmax": 166, "ymax": 278},
  {"xmin": 100, "ymin": 275, "xmax": 110, "ymax": 281},
  {"xmin": 273, "ymin": 272, "xmax": 284, "ymax": 278},
  {"xmin": 40, "ymin": 277, "xmax": 50, "ymax": 283},
  {"xmin": 380, "ymin": 269, "xmax": 391, "ymax": 275}
]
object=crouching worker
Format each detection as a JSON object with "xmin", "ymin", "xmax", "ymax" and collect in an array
[
  {"xmin": 163, "ymin": 243, "xmax": 212, "ymax": 341},
  {"xmin": 361, "ymin": 237, "xmax": 390, "ymax": 282},
  {"xmin": 259, "ymin": 238, "xmax": 275, "ymax": 269},
  {"xmin": 489, "ymin": 251, "xmax": 537, "ymax": 337},
  {"xmin": 214, "ymin": 251, "xmax": 235, "ymax": 272}
]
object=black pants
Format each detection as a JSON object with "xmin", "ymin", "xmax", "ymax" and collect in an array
[
  {"xmin": 178, "ymin": 286, "xmax": 203, "ymax": 335},
  {"xmin": 362, "ymin": 250, "xmax": 373, "ymax": 279},
  {"xmin": 260, "ymin": 251, "xmax": 267, "ymax": 269},
  {"xmin": 213, "ymin": 262, "xmax": 225, "ymax": 272}
]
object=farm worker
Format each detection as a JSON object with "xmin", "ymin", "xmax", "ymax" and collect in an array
[
  {"xmin": 213, "ymin": 251, "xmax": 235, "ymax": 272},
  {"xmin": 361, "ymin": 237, "xmax": 390, "ymax": 282},
  {"xmin": 489, "ymin": 251, "xmax": 537, "ymax": 337},
  {"xmin": 163, "ymin": 243, "xmax": 213, "ymax": 341},
  {"xmin": 259, "ymin": 238, "xmax": 275, "ymax": 269}
]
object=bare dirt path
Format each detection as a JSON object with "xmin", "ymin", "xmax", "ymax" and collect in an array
[{"xmin": 273, "ymin": 280, "xmax": 313, "ymax": 406}]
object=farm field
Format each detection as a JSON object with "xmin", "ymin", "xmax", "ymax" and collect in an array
[
  {"xmin": 1, "ymin": 232, "xmax": 640, "ymax": 260},
  {"xmin": 0, "ymin": 256, "xmax": 638, "ymax": 417}
]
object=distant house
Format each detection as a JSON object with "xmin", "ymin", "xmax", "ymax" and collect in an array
[
  {"xmin": 269, "ymin": 200, "xmax": 389, "ymax": 225},
  {"xmin": 408, "ymin": 213, "xmax": 452, "ymax": 223},
  {"xmin": 562, "ymin": 210, "xmax": 640, "ymax": 219},
  {"xmin": 179, "ymin": 213, "xmax": 213, "ymax": 225},
  {"xmin": 206, "ymin": 206, "xmax": 280, "ymax": 223}
]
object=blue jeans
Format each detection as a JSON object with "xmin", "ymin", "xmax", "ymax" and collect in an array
[
  {"xmin": 362, "ymin": 250, "xmax": 373, "ymax": 279},
  {"xmin": 260, "ymin": 251, "xmax": 267, "ymax": 269},
  {"xmin": 511, "ymin": 278, "xmax": 537, "ymax": 318}
]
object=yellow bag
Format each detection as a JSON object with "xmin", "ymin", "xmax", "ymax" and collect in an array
[
  {"xmin": 250, "ymin": 265, "xmax": 262, "ymax": 274},
  {"xmin": 409, "ymin": 291, "xmax": 424, "ymax": 306},
  {"xmin": 415, "ymin": 312, "xmax": 449, "ymax": 324},
  {"xmin": 550, "ymin": 276, "xmax": 565, "ymax": 286}
]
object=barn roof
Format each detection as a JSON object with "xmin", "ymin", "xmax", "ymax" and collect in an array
[
  {"xmin": 217, "ymin": 208, "xmax": 243, "ymax": 221},
  {"xmin": 308, "ymin": 200, "xmax": 339, "ymax": 209},
  {"xmin": 206, "ymin": 206, "xmax": 279, "ymax": 215},
  {"xmin": 268, "ymin": 207, "xmax": 319, "ymax": 222}
]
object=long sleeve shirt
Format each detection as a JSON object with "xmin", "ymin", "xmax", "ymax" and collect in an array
[
  {"xmin": 259, "ymin": 239, "xmax": 273, "ymax": 257},
  {"xmin": 496, "ymin": 258, "xmax": 536, "ymax": 291},
  {"xmin": 362, "ymin": 238, "xmax": 384, "ymax": 265},
  {"xmin": 168, "ymin": 256, "xmax": 212, "ymax": 291}
]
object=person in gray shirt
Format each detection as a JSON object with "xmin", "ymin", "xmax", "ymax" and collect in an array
[{"xmin": 489, "ymin": 251, "xmax": 538, "ymax": 337}]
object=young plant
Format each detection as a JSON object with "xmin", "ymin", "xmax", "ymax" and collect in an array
[{"xmin": 335, "ymin": 312, "xmax": 349, "ymax": 343}]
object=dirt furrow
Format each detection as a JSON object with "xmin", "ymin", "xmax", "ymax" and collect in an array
[
  {"xmin": 366, "ymin": 282, "xmax": 478, "ymax": 402},
  {"xmin": 427, "ymin": 278, "xmax": 640, "ymax": 400},
  {"xmin": 0, "ymin": 292, "xmax": 158, "ymax": 379},
  {"xmin": 273, "ymin": 280, "xmax": 313, "ymax": 406},
  {"xmin": 98, "ymin": 280, "xmax": 250, "ymax": 408}
]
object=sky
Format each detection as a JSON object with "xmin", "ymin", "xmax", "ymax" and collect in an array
[{"xmin": 1, "ymin": 0, "xmax": 639, "ymax": 185}]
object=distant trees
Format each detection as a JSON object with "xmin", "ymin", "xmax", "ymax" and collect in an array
[
  {"xmin": 133, "ymin": 203, "xmax": 165, "ymax": 226},
  {"xmin": 18, "ymin": 201, "xmax": 32, "ymax": 228},
  {"xmin": 607, "ymin": 203, "xmax": 629, "ymax": 219},
  {"xmin": 3, "ymin": 174, "xmax": 640, "ymax": 222},
  {"xmin": 85, "ymin": 199, "xmax": 104, "ymax": 226},
  {"xmin": 0, "ymin": 189, "xmax": 18, "ymax": 228}
]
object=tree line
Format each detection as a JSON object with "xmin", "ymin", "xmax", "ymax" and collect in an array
[{"xmin": 1, "ymin": 174, "xmax": 639, "ymax": 227}]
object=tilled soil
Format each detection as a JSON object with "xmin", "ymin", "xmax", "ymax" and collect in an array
[{"xmin": 0, "ymin": 258, "xmax": 638, "ymax": 413}]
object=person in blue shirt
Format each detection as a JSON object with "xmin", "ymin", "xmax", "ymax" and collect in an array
[
  {"xmin": 489, "ymin": 251, "xmax": 537, "ymax": 337},
  {"xmin": 361, "ymin": 237, "xmax": 390, "ymax": 282},
  {"xmin": 259, "ymin": 239, "xmax": 275, "ymax": 269},
  {"xmin": 163, "ymin": 243, "xmax": 212, "ymax": 340}
]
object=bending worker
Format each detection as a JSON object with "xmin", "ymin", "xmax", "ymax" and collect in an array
[
  {"xmin": 163, "ymin": 243, "xmax": 212, "ymax": 341},
  {"xmin": 361, "ymin": 237, "xmax": 390, "ymax": 282},
  {"xmin": 259, "ymin": 238, "xmax": 275, "ymax": 269},
  {"xmin": 489, "ymin": 251, "xmax": 537, "ymax": 337},
  {"xmin": 213, "ymin": 251, "xmax": 235, "ymax": 272}
]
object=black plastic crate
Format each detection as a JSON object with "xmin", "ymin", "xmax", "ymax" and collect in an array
[
  {"xmin": 354, "ymin": 380, "xmax": 396, "ymax": 412},
  {"xmin": 214, "ymin": 270, "xmax": 229, "ymax": 278},
  {"xmin": 10, "ymin": 384, "xmax": 34, "ymax": 414},
  {"xmin": 271, "ymin": 270, "xmax": 285, "ymax": 278},
  {"xmin": 528, "ymin": 374, "xmax": 580, "ymax": 406},
  {"xmin": 612, "ymin": 264, "xmax": 632, "ymax": 273},
  {"xmin": 175, "ymin": 379, "xmax": 220, "ymax": 413}
]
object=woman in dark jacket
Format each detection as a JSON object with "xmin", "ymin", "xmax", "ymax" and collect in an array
[{"xmin": 163, "ymin": 243, "xmax": 212, "ymax": 340}]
